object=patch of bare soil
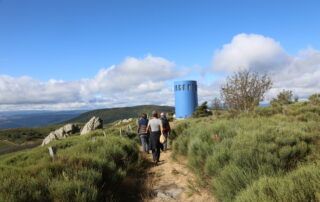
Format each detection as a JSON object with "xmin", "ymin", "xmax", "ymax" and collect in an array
[{"xmin": 143, "ymin": 150, "xmax": 215, "ymax": 202}]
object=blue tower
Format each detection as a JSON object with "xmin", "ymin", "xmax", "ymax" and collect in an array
[{"xmin": 174, "ymin": 80, "xmax": 198, "ymax": 118}]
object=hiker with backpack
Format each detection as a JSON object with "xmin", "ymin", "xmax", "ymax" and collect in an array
[
  {"xmin": 137, "ymin": 113, "xmax": 149, "ymax": 153},
  {"xmin": 160, "ymin": 112, "xmax": 171, "ymax": 151},
  {"xmin": 146, "ymin": 111, "xmax": 163, "ymax": 164}
]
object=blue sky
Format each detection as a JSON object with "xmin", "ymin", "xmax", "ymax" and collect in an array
[{"xmin": 0, "ymin": 0, "xmax": 320, "ymax": 110}]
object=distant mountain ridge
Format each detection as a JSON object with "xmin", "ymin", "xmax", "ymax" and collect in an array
[
  {"xmin": 66, "ymin": 105, "xmax": 174, "ymax": 124},
  {"xmin": 0, "ymin": 105, "xmax": 174, "ymax": 129},
  {"xmin": 0, "ymin": 110, "xmax": 86, "ymax": 129}
]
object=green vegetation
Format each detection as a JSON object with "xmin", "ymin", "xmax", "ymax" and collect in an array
[
  {"xmin": 0, "ymin": 126, "xmax": 60, "ymax": 144},
  {"xmin": 0, "ymin": 126, "xmax": 62, "ymax": 155},
  {"xmin": 66, "ymin": 105, "xmax": 174, "ymax": 124},
  {"xmin": 193, "ymin": 101, "xmax": 212, "ymax": 118},
  {"xmin": 0, "ymin": 129, "xmax": 141, "ymax": 201},
  {"xmin": 0, "ymin": 140, "xmax": 16, "ymax": 149},
  {"xmin": 270, "ymin": 89, "xmax": 295, "ymax": 106},
  {"xmin": 309, "ymin": 93, "xmax": 320, "ymax": 105},
  {"xmin": 172, "ymin": 101, "xmax": 320, "ymax": 202}
]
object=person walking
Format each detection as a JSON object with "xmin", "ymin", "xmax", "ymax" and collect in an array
[
  {"xmin": 137, "ymin": 113, "xmax": 149, "ymax": 153},
  {"xmin": 160, "ymin": 112, "xmax": 171, "ymax": 151},
  {"xmin": 146, "ymin": 111, "xmax": 163, "ymax": 164}
]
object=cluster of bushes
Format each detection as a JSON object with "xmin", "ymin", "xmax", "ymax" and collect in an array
[
  {"xmin": 0, "ymin": 130, "xmax": 140, "ymax": 201},
  {"xmin": 0, "ymin": 126, "xmax": 60, "ymax": 144},
  {"xmin": 193, "ymin": 102, "xmax": 212, "ymax": 118},
  {"xmin": 172, "ymin": 102, "xmax": 320, "ymax": 201},
  {"xmin": 255, "ymin": 101, "xmax": 320, "ymax": 122}
]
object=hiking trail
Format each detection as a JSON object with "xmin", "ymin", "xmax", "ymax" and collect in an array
[{"xmin": 143, "ymin": 149, "xmax": 215, "ymax": 202}]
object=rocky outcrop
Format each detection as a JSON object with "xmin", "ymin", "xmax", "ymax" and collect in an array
[
  {"xmin": 42, "ymin": 124, "xmax": 80, "ymax": 146},
  {"xmin": 80, "ymin": 116, "xmax": 103, "ymax": 135},
  {"xmin": 115, "ymin": 118, "xmax": 133, "ymax": 126}
]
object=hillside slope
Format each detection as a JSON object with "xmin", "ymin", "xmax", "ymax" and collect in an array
[
  {"xmin": 66, "ymin": 105, "xmax": 174, "ymax": 124},
  {"xmin": 0, "ymin": 128, "xmax": 141, "ymax": 201},
  {"xmin": 171, "ymin": 101, "xmax": 320, "ymax": 202}
]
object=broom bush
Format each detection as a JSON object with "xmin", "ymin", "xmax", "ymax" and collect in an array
[
  {"xmin": 172, "ymin": 102, "xmax": 320, "ymax": 201},
  {"xmin": 0, "ymin": 131, "xmax": 140, "ymax": 202}
]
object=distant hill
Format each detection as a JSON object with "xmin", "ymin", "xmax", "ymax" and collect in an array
[
  {"xmin": 66, "ymin": 105, "xmax": 174, "ymax": 124},
  {"xmin": 0, "ymin": 110, "xmax": 86, "ymax": 129}
]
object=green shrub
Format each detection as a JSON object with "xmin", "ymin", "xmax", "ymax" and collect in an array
[
  {"xmin": 235, "ymin": 163, "xmax": 320, "ymax": 202},
  {"xmin": 309, "ymin": 93, "xmax": 320, "ymax": 105},
  {"xmin": 171, "ymin": 103, "xmax": 320, "ymax": 201},
  {"xmin": 255, "ymin": 106, "xmax": 279, "ymax": 116},
  {"xmin": 193, "ymin": 101, "xmax": 212, "ymax": 118},
  {"xmin": 213, "ymin": 164, "xmax": 257, "ymax": 202},
  {"xmin": 0, "ymin": 132, "xmax": 140, "ymax": 202},
  {"xmin": 170, "ymin": 121, "xmax": 190, "ymax": 141},
  {"xmin": 49, "ymin": 179, "xmax": 98, "ymax": 202},
  {"xmin": 187, "ymin": 138, "xmax": 214, "ymax": 175}
]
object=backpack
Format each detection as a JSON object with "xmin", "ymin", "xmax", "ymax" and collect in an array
[{"xmin": 161, "ymin": 118, "xmax": 170, "ymax": 132}]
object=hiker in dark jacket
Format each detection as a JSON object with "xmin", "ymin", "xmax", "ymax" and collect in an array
[
  {"xmin": 138, "ymin": 113, "xmax": 149, "ymax": 153},
  {"xmin": 146, "ymin": 111, "xmax": 163, "ymax": 164},
  {"xmin": 160, "ymin": 112, "xmax": 171, "ymax": 151}
]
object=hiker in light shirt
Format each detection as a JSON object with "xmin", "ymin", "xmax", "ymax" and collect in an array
[{"xmin": 146, "ymin": 111, "xmax": 163, "ymax": 164}]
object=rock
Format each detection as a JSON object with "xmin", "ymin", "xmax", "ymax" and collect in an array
[
  {"xmin": 80, "ymin": 116, "xmax": 103, "ymax": 135},
  {"xmin": 48, "ymin": 146, "xmax": 57, "ymax": 159},
  {"xmin": 42, "ymin": 124, "xmax": 80, "ymax": 146},
  {"xmin": 115, "ymin": 118, "xmax": 133, "ymax": 126},
  {"xmin": 122, "ymin": 118, "xmax": 133, "ymax": 123},
  {"xmin": 64, "ymin": 123, "xmax": 76, "ymax": 134},
  {"xmin": 156, "ymin": 192, "xmax": 172, "ymax": 200},
  {"xmin": 153, "ymin": 183, "xmax": 184, "ymax": 200}
]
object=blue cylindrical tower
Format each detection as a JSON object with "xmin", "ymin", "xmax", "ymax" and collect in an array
[{"xmin": 174, "ymin": 80, "xmax": 198, "ymax": 118}]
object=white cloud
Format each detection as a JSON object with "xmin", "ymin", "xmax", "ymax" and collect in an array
[
  {"xmin": 2, "ymin": 34, "xmax": 320, "ymax": 111},
  {"xmin": 268, "ymin": 48, "xmax": 320, "ymax": 100},
  {"xmin": 213, "ymin": 33, "xmax": 290, "ymax": 72},
  {"xmin": 87, "ymin": 55, "xmax": 178, "ymax": 94},
  {"xmin": 0, "ymin": 75, "xmax": 82, "ymax": 105},
  {"xmin": 212, "ymin": 33, "xmax": 320, "ymax": 100},
  {"xmin": 0, "ymin": 55, "xmax": 180, "ymax": 110}
]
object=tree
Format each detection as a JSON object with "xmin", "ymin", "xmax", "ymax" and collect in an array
[
  {"xmin": 271, "ymin": 90, "xmax": 293, "ymax": 106},
  {"xmin": 220, "ymin": 70, "xmax": 272, "ymax": 112},
  {"xmin": 309, "ymin": 93, "xmax": 320, "ymax": 105},
  {"xmin": 212, "ymin": 97, "xmax": 222, "ymax": 110},
  {"xmin": 193, "ymin": 101, "xmax": 212, "ymax": 118}
]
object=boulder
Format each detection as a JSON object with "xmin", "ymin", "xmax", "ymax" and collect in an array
[
  {"xmin": 80, "ymin": 116, "xmax": 103, "ymax": 135},
  {"xmin": 41, "ymin": 124, "xmax": 80, "ymax": 146},
  {"xmin": 115, "ymin": 118, "xmax": 133, "ymax": 126}
]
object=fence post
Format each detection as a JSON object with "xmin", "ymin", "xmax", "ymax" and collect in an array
[{"xmin": 48, "ymin": 146, "xmax": 57, "ymax": 160}]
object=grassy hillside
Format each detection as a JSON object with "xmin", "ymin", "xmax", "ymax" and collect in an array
[
  {"xmin": 66, "ymin": 105, "xmax": 174, "ymax": 124},
  {"xmin": 0, "ymin": 127, "xmax": 141, "ymax": 201},
  {"xmin": 171, "ymin": 101, "xmax": 320, "ymax": 201}
]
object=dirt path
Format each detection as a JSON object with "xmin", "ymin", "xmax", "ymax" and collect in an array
[{"xmin": 143, "ymin": 150, "xmax": 215, "ymax": 202}]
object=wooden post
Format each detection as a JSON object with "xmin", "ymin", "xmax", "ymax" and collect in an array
[{"xmin": 48, "ymin": 146, "xmax": 57, "ymax": 160}]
